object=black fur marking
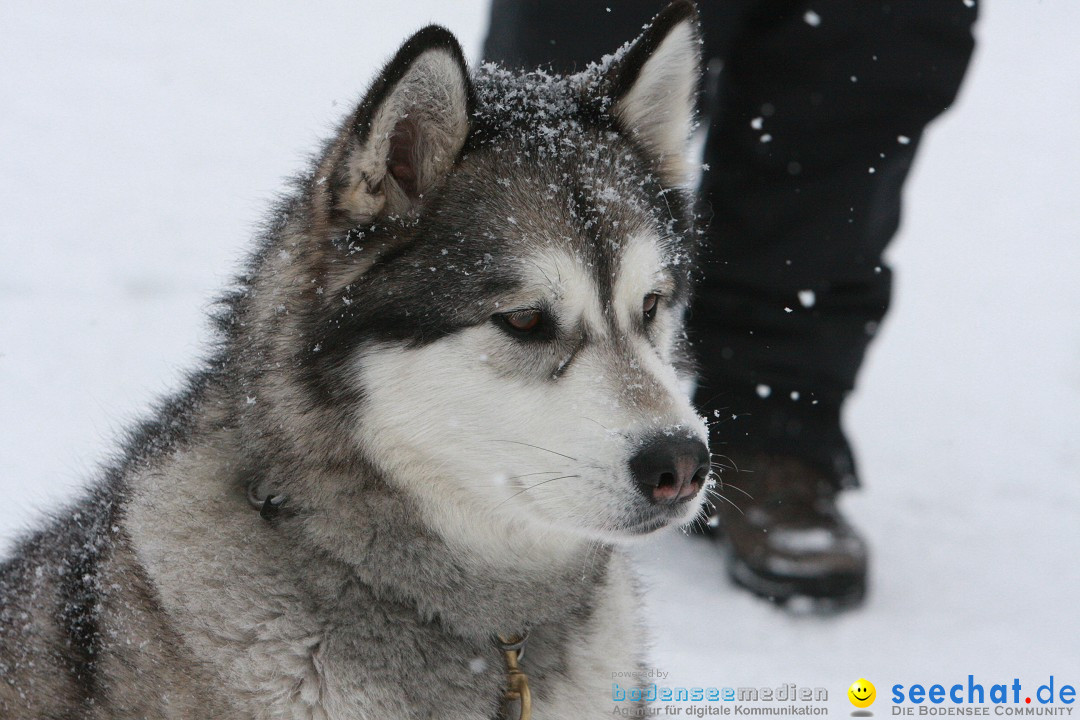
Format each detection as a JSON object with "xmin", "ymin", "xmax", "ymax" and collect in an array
[
  {"xmin": 49, "ymin": 489, "xmax": 120, "ymax": 706},
  {"xmin": 56, "ymin": 549, "xmax": 100, "ymax": 701},
  {"xmin": 297, "ymin": 216, "xmax": 522, "ymax": 405}
]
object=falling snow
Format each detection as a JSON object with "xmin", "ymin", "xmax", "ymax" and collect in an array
[{"xmin": 0, "ymin": 0, "xmax": 1076, "ymax": 705}]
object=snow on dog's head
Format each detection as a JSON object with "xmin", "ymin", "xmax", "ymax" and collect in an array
[{"xmin": 275, "ymin": 2, "xmax": 710, "ymax": 554}]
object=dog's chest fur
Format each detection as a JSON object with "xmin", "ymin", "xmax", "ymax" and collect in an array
[
  {"xmin": 109, "ymin": 431, "xmax": 645, "ymax": 719},
  {"xmin": 201, "ymin": 563, "xmax": 642, "ymax": 720}
]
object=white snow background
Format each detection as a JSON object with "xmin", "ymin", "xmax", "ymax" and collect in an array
[{"xmin": 1, "ymin": 0, "xmax": 1077, "ymax": 711}]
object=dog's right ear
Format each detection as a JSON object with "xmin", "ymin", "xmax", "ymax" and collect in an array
[
  {"xmin": 313, "ymin": 26, "xmax": 474, "ymax": 227},
  {"xmin": 606, "ymin": 0, "xmax": 701, "ymax": 187}
]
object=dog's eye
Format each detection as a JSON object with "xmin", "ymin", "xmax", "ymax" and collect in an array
[
  {"xmin": 506, "ymin": 310, "xmax": 542, "ymax": 331},
  {"xmin": 497, "ymin": 309, "xmax": 544, "ymax": 335},
  {"xmin": 642, "ymin": 293, "xmax": 660, "ymax": 321}
]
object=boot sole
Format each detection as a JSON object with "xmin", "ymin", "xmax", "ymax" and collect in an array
[{"xmin": 727, "ymin": 553, "xmax": 867, "ymax": 611}]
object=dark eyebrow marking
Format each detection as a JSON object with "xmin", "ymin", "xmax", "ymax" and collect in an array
[
  {"xmin": 551, "ymin": 337, "xmax": 586, "ymax": 379},
  {"xmin": 568, "ymin": 180, "xmax": 619, "ymax": 304}
]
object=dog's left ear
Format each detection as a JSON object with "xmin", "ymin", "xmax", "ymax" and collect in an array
[
  {"xmin": 607, "ymin": 0, "xmax": 702, "ymax": 186},
  {"xmin": 315, "ymin": 26, "xmax": 474, "ymax": 226}
]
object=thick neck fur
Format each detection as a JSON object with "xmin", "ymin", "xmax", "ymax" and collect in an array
[
  {"xmin": 129, "ymin": 366, "xmax": 611, "ymax": 649},
  {"xmin": 293, "ymin": 463, "xmax": 611, "ymax": 640}
]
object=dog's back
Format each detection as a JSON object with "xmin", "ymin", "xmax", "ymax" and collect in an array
[{"xmin": 0, "ymin": 498, "xmax": 105, "ymax": 717}]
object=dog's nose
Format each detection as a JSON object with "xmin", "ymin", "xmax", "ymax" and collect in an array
[{"xmin": 628, "ymin": 434, "xmax": 710, "ymax": 504}]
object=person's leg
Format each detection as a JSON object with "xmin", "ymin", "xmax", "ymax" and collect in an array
[
  {"xmin": 695, "ymin": 0, "xmax": 976, "ymax": 605},
  {"xmin": 696, "ymin": 0, "xmax": 977, "ymax": 484}
]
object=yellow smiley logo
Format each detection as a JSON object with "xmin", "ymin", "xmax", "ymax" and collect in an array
[{"xmin": 848, "ymin": 678, "xmax": 876, "ymax": 708}]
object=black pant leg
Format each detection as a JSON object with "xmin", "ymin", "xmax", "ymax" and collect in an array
[{"xmin": 693, "ymin": 1, "xmax": 977, "ymax": 484}]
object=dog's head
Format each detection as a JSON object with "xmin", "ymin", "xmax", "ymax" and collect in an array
[{"xmin": 245, "ymin": 1, "xmax": 711, "ymax": 550}]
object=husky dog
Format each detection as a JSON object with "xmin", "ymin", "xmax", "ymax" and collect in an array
[{"xmin": 0, "ymin": 2, "xmax": 711, "ymax": 717}]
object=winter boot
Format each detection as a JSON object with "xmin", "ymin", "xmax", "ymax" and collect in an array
[{"xmin": 707, "ymin": 454, "xmax": 868, "ymax": 609}]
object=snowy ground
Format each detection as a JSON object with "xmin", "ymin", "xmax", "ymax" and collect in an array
[{"xmin": 2, "ymin": 1, "xmax": 1077, "ymax": 714}]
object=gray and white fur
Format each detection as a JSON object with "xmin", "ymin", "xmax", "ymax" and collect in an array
[{"xmin": 0, "ymin": 2, "xmax": 712, "ymax": 717}]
